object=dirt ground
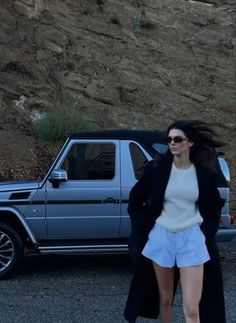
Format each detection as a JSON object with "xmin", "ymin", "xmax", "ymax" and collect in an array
[
  {"xmin": 0, "ymin": 128, "xmax": 56, "ymax": 181},
  {"xmin": 0, "ymin": 0, "xmax": 235, "ymax": 214}
]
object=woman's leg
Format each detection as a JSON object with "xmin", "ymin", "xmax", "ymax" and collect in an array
[
  {"xmin": 180, "ymin": 265, "xmax": 203, "ymax": 323},
  {"xmin": 152, "ymin": 262, "xmax": 175, "ymax": 323}
]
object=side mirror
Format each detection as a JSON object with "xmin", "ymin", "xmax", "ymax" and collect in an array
[{"xmin": 49, "ymin": 169, "xmax": 68, "ymax": 188}]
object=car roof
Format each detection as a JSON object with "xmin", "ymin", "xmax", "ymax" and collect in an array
[{"xmin": 69, "ymin": 130, "xmax": 166, "ymax": 157}]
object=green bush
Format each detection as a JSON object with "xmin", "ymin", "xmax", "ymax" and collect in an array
[{"xmin": 34, "ymin": 108, "xmax": 93, "ymax": 142}]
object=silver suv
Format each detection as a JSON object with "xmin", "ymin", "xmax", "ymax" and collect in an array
[{"xmin": 0, "ymin": 130, "xmax": 235, "ymax": 278}]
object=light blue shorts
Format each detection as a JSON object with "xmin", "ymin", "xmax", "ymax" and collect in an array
[{"xmin": 142, "ymin": 223, "xmax": 210, "ymax": 268}]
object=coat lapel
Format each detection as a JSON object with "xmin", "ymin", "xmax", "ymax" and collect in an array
[
  {"xmin": 195, "ymin": 163, "xmax": 206, "ymax": 205},
  {"xmin": 152, "ymin": 159, "xmax": 172, "ymax": 215},
  {"xmin": 157, "ymin": 159, "xmax": 172, "ymax": 197}
]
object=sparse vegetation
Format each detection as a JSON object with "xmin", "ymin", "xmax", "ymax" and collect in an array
[
  {"xmin": 33, "ymin": 107, "xmax": 93, "ymax": 142},
  {"xmin": 132, "ymin": 0, "xmax": 154, "ymax": 32},
  {"xmin": 133, "ymin": 0, "xmax": 144, "ymax": 7},
  {"xmin": 215, "ymin": 97, "xmax": 236, "ymax": 112},
  {"xmin": 133, "ymin": 8, "xmax": 145, "ymax": 33}
]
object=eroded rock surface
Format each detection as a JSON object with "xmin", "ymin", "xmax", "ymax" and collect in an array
[{"xmin": 0, "ymin": 0, "xmax": 235, "ymax": 210}]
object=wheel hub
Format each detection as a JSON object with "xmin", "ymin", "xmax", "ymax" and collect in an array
[{"xmin": 0, "ymin": 231, "xmax": 14, "ymax": 272}]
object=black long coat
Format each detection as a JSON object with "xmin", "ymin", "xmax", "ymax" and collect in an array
[{"xmin": 124, "ymin": 158, "xmax": 226, "ymax": 323}]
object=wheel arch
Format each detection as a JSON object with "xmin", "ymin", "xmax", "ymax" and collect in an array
[{"xmin": 0, "ymin": 208, "xmax": 38, "ymax": 248}]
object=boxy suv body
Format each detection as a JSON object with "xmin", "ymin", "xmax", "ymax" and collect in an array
[{"xmin": 0, "ymin": 130, "xmax": 235, "ymax": 278}]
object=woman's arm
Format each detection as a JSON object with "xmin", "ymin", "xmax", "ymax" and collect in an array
[
  {"xmin": 128, "ymin": 160, "xmax": 153, "ymax": 218},
  {"xmin": 201, "ymin": 170, "xmax": 225, "ymax": 239}
]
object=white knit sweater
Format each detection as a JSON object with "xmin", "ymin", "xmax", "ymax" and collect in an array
[{"xmin": 156, "ymin": 163, "xmax": 203, "ymax": 232}]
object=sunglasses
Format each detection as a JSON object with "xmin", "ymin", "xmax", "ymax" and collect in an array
[{"xmin": 166, "ymin": 136, "xmax": 188, "ymax": 143}]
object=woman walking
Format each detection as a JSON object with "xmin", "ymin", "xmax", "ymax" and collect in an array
[{"xmin": 124, "ymin": 120, "xmax": 226, "ymax": 323}]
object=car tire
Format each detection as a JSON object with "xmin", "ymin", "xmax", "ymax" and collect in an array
[{"xmin": 0, "ymin": 223, "xmax": 24, "ymax": 279}]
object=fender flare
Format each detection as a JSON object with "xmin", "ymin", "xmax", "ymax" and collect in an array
[{"xmin": 0, "ymin": 207, "xmax": 38, "ymax": 246}]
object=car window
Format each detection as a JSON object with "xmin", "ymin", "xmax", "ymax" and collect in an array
[
  {"xmin": 214, "ymin": 153, "xmax": 228, "ymax": 188},
  {"xmin": 61, "ymin": 143, "xmax": 115, "ymax": 180},
  {"xmin": 129, "ymin": 143, "xmax": 148, "ymax": 180},
  {"xmin": 152, "ymin": 143, "xmax": 168, "ymax": 154}
]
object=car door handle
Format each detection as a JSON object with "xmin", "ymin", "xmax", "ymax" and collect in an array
[{"xmin": 103, "ymin": 198, "xmax": 119, "ymax": 204}]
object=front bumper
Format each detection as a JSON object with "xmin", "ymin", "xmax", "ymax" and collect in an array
[{"xmin": 216, "ymin": 228, "xmax": 236, "ymax": 243}]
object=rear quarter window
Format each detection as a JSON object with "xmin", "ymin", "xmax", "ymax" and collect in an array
[
  {"xmin": 129, "ymin": 143, "xmax": 148, "ymax": 180},
  {"xmin": 215, "ymin": 159, "xmax": 228, "ymax": 188}
]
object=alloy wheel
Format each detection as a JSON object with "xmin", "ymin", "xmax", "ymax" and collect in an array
[{"xmin": 0, "ymin": 231, "xmax": 14, "ymax": 273}]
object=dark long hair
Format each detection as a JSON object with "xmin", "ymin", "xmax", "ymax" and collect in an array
[{"xmin": 165, "ymin": 120, "xmax": 224, "ymax": 170}]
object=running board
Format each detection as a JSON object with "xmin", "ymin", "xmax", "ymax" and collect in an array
[{"xmin": 38, "ymin": 244, "xmax": 129, "ymax": 254}]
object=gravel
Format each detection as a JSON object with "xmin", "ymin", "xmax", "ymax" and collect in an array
[{"xmin": 0, "ymin": 239, "xmax": 235, "ymax": 323}]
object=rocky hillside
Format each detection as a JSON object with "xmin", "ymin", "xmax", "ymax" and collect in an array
[{"xmin": 0, "ymin": 0, "xmax": 235, "ymax": 211}]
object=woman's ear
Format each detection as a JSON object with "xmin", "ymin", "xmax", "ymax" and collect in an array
[{"xmin": 188, "ymin": 140, "xmax": 194, "ymax": 148}]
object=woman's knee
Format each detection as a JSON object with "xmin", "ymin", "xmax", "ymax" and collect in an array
[
  {"xmin": 183, "ymin": 303, "xmax": 199, "ymax": 318},
  {"xmin": 159, "ymin": 292, "xmax": 173, "ymax": 307}
]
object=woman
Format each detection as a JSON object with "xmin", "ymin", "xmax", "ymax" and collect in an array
[{"xmin": 124, "ymin": 120, "xmax": 226, "ymax": 323}]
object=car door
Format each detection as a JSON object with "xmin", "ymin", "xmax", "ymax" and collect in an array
[
  {"xmin": 45, "ymin": 140, "xmax": 121, "ymax": 239},
  {"xmin": 119, "ymin": 140, "xmax": 151, "ymax": 237}
]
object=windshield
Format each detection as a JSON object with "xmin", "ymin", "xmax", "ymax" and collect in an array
[{"xmin": 152, "ymin": 143, "xmax": 168, "ymax": 154}]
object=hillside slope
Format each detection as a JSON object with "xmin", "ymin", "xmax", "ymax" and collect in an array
[{"xmin": 0, "ymin": 0, "xmax": 235, "ymax": 211}]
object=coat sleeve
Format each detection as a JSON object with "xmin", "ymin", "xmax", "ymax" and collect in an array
[
  {"xmin": 128, "ymin": 160, "xmax": 153, "ymax": 219},
  {"xmin": 200, "ymin": 170, "xmax": 225, "ymax": 239},
  {"xmin": 127, "ymin": 160, "xmax": 154, "ymax": 263},
  {"xmin": 210, "ymin": 171, "xmax": 225, "ymax": 232},
  {"xmin": 200, "ymin": 173, "xmax": 226, "ymax": 323}
]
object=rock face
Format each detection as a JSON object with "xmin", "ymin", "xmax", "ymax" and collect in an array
[{"xmin": 0, "ymin": 0, "xmax": 235, "ymax": 210}]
